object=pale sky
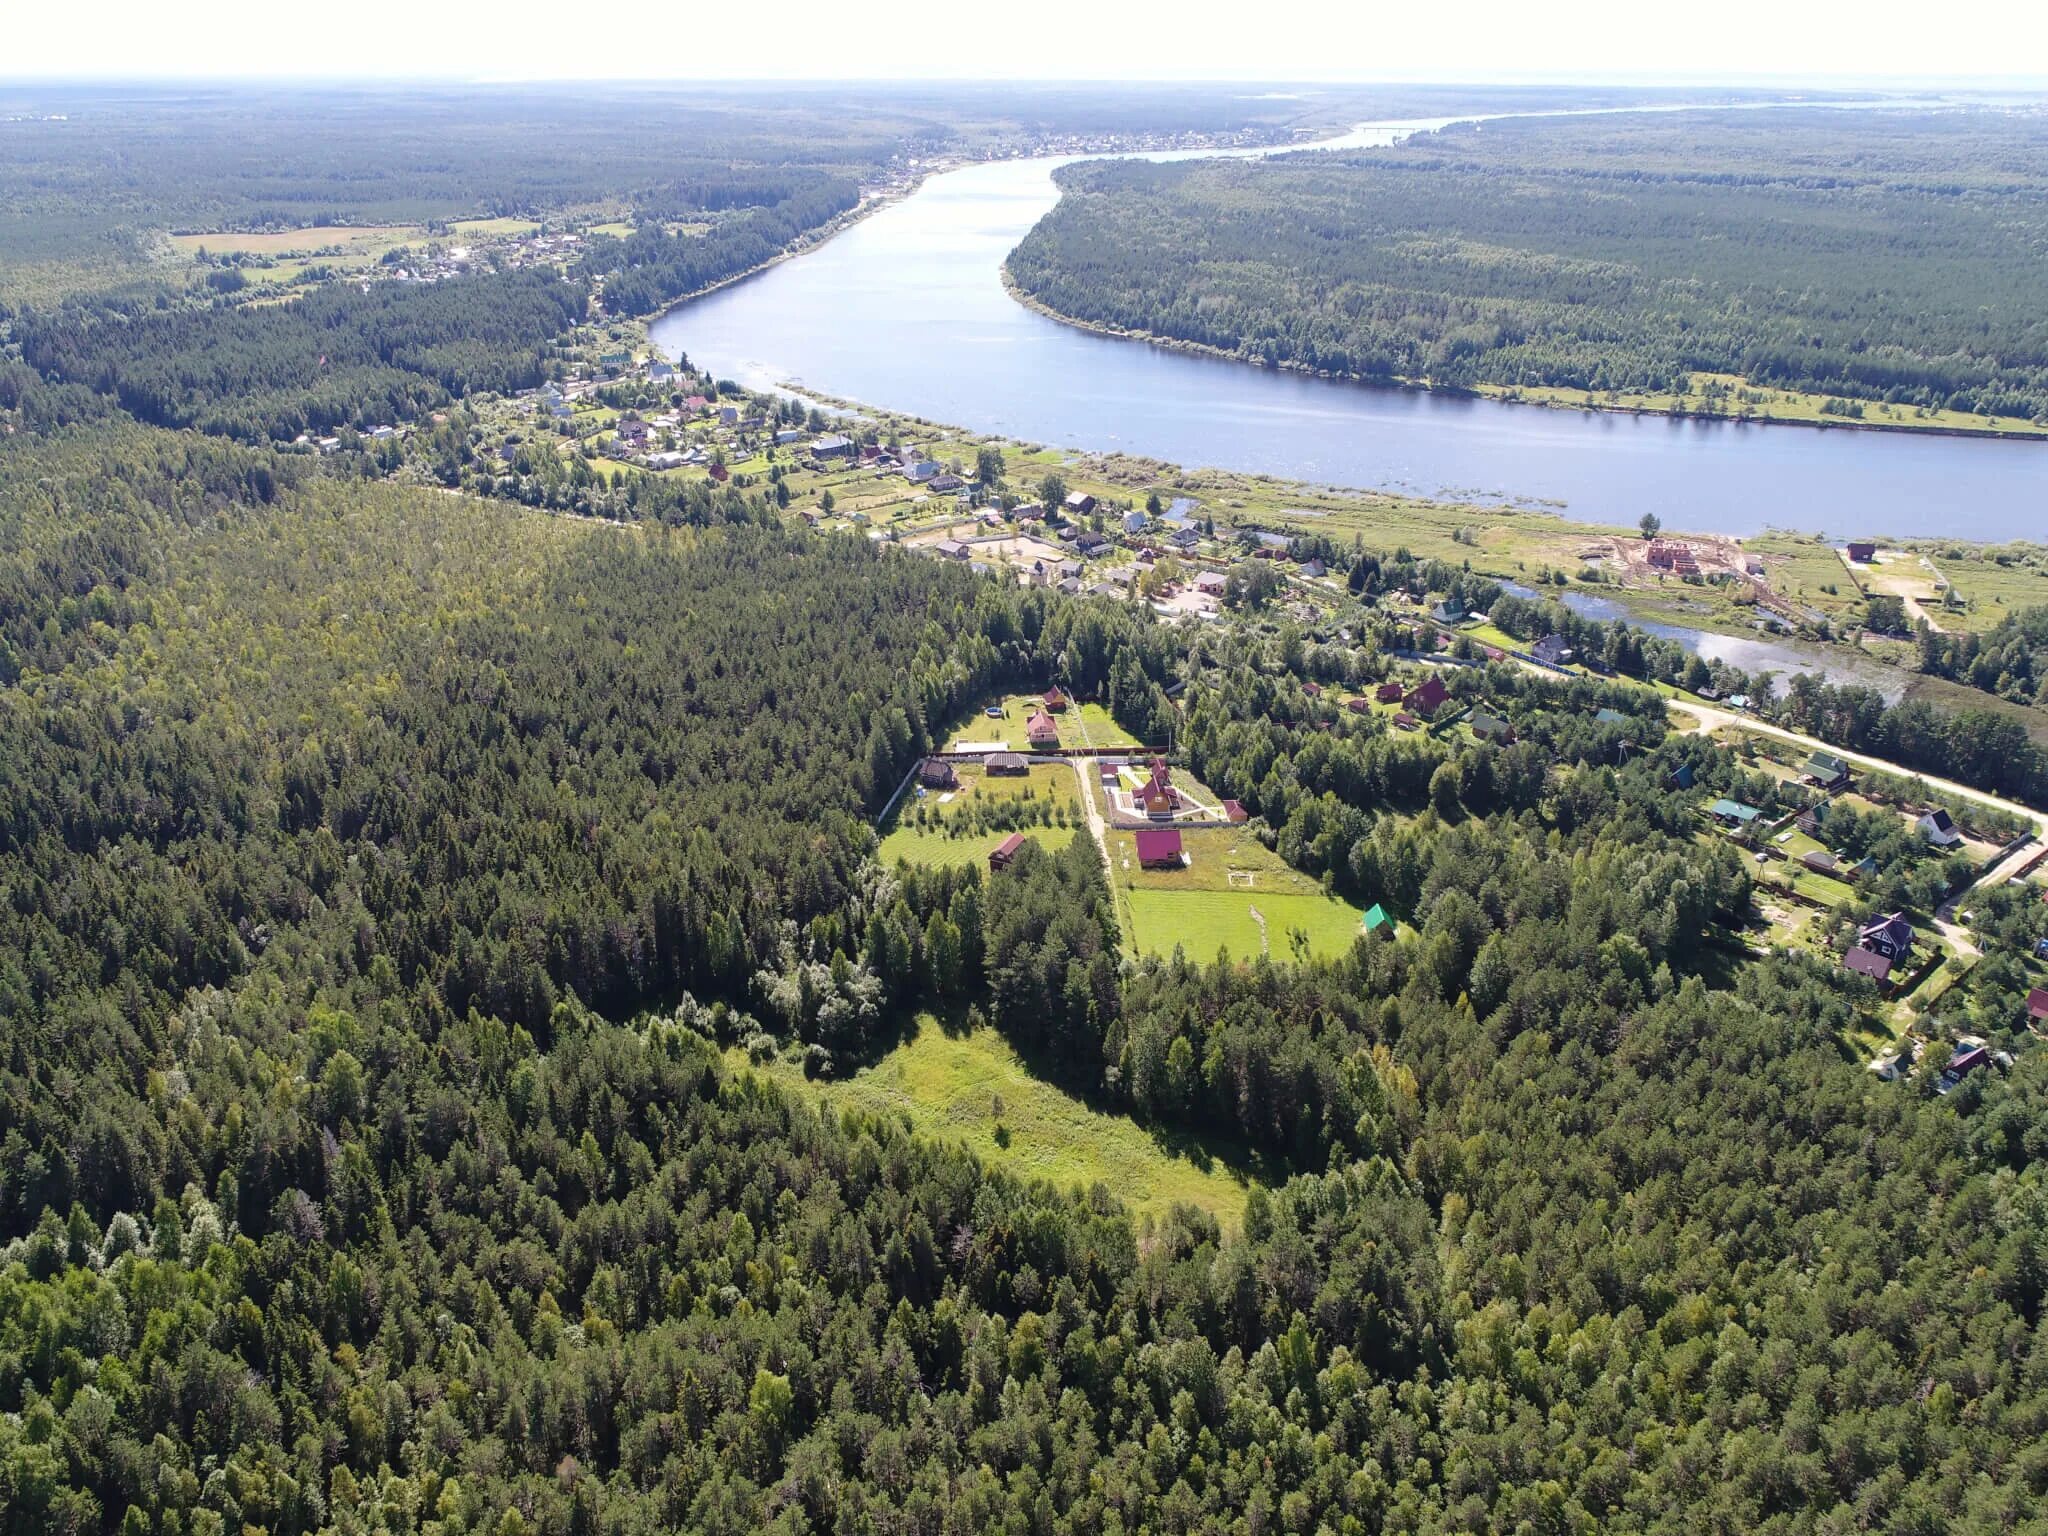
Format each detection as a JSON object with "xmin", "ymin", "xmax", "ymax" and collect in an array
[{"xmin": 6, "ymin": 0, "xmax": 2046, "ymax": 84}]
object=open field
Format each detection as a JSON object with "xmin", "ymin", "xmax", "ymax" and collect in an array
[
  {"xmin": 168, "ymin": 224, "xmax": 417, "ymax": 257},
  {"xmin": 730, "ymin": 1016, "xmax": 1256, "ymax": 1231},
  {"xmin": 1107, "ymin": 827, "xmax": 1363, "ymax": 961},
  {"xmin": 942, "ymin": 694, "xmax": 1141, "ymax": 751}
]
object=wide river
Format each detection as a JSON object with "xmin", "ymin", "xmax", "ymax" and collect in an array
[{"xmin": 651, "ymin": 115, "xmax": 2045, "ymax": 544}]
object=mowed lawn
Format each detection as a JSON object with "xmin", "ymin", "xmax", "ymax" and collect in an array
[
  {"xmin": 943, "ymin": 694, "xmax": 1143, "ymax": 751},
  {"xmin": 1108, "ymin": 829, "xmax": 1364, "ymax": 962},
  {"xmin": 877, "ymin": 763, "xmax": 1080, "ymax": 867},
  {"xmin": 731, "ymin": 1017, "xmax": 1254, "ymax": 1231}
]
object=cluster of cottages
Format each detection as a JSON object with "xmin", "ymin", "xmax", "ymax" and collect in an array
[{"xmin": 1342, "ymin": 673, "xmax": 1450, "ymax": 732}]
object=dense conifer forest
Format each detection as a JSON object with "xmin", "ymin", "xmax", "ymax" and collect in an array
[
  {"xmin": 0, "ymin": 409, "xmax": 2046, "ymax": 1533},
  {"xmin": 1006, "ymin": 106, "xmax": 2048, "ymax": 421},
  {"xmin": 4, "ymin": 81, "xmax": 2048, "ymax": 1536}
]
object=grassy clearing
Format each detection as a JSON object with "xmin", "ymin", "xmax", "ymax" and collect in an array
[
  {"xmin": 1107, "ymin": 828, "xmax": 1363, "ymax": 962},
  {"xmin": 732, "ymin": 1016, "xmax": 1256, "ymax": 1231},
  {"xmin": 168, "ymin": 225, "xmax": 417, "ymax": 257},
  {"xmin": 940, "ymin": 694, "xmax": 1141, "ymax": 752},
  {"xmin": 877, "ymin": 763, "xmax": 1082, "ymax": 867},
  {"xmin": 1125, "ymin": 888, "xmax": 1363, "ymax": 964}
]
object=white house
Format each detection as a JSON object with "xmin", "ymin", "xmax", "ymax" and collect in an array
[{"xmin": 1917, "ymin": 807, "xmax": 1964, "ymax": 847}]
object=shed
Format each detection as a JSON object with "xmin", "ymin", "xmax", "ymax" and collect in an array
[
  {"xmin": 1362, "ymin": 904, "xmax": 1391, "ymax": 934},
  {"xmin": 1222, "ymin": 799, "xmax": 1249, "ymax": 823},
  {"xmin": 988, "ymin": 833, "xmax": 1026, "ymax": 871},
  {"xmin": 2028, "ymin": 987, "xmax": 2048, "ymax": 1023}
]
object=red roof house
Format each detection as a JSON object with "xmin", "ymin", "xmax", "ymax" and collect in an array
[
  {"xmin": 1042, "ymin": 686, "xmax": 1068, "ymax": 712},
  {"xmin": 1139, "ymin": 758, "xmax": 1179, "ymax": 815},
  {"xmin": 988, "ymin": 832, "xmax": 1026, "ymax": 871},
  {"xmin": 1375, "ymin": 680, "xmax": 1404, "ymax": 703},
  {"xmin": 2028, "ymin": 987, "xmax": 2048, "ymax": 1023},
  {"xmin": 1026, "ymin": 711, "xmax": 1061, "ymax": 748},
  {"xmin": 1345, "ymin": 697, "xmax": 1372, "ymax": 715},
  {"xmin": 1404, "ymin": 675, "xmax": 1449, "ymax": 717},
  {"xmin": 1842, "ymin": 947, "xmax": 1893, "ymax": 984},
  {"xmin": 1223, "ymin": 799, "xmax": 1249, "ymax": 823},
  {"xmin": 1134, "ymin": 827, "xmax": 1184, "ymax": 868}
]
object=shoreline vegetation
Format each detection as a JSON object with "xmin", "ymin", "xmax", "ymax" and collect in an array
[{"xmin": 999, "ymin": 265, "xmax": 2048, "ymax": 444}]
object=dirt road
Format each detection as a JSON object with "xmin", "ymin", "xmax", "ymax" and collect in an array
[{"xmin": 1675, "ymin": 701, "xmax": 2047, "ymax": 836}]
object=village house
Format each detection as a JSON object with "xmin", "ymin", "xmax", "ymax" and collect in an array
[
  {"xmin": 1917, "ymin": 807, "xmax": 1964, "ymax": 846},
  {"xmin": 987, "ymin": 752, "xmax": 1029, "ymax": 776},
  {"xmin": 1857, "ymin": 912, "xmax": 1915, "ymax": 962},
  {"xmin": 1195, "ymin": 571, "xmax": 1228, "ymax": 596},
  {"xmin": 1469, "ymin": 711, "xmax": 1516, "ymax": 745},
  {"xmin": 934, "ymin": 539, "xmax": 971, "ymax": 560},
  {"xmin": 774, "ymin": 428, "xmax": 803, "ymax": 445},
  {"xmin": 929, "ymin": 472, "xmax": 965, "ymax": 494},
  {"xmin": 1842, "ymin": 947, "xmax": 1894, "ymax": 984},
  {"xmin": 646, "ymin": 360, "xmax": 676, "ymax": 384},
  {"xmin": 1345, "ymin": 697, "xmax": 1372, "ymax": 715},
  {"xmin": 1531, "ymin": 634, "xmax": 1574, "ymax": 666},
  {"xmin": 988, "ymin": 832, "xmax": 1026, "ymax": 871},
  {"xmin": 2027, "ymin": 987, "xmax": 2048, "ymax": 1026},
  {"xmin": 1137, "ymin": 758, "xmax": 1179, "ymax": 816},
  {"xmin": 1026, "ymin": 710, "xmax": 1061, "ymax": 748},
  {"xmin": 1800, "ymin": 848, "xmax": 1840, "ymax": 876},
  {"xmin": 1074, "ymin": 529, "xmax": 1109, "ymax": 555},
  {"xmin": 1134, "ymin": 826, "xmax": 1184, "ymax": 869},
  {"xmin": 1064, "ymin": 491, "xmax": 1097, "ymax": 517},
  {"xmin": 811, "ymin": 435, "xmax": 855, "ymax": 460},
  {"xmin": 1846, "ymin": 541, "xmax": 1877, "ymax": 563},
  {"xmin": 919, "ymin": 758, "xmax": 958, "ymax": 790},
  {"xmin": 717, "ymin": 406, "xmax": 739, "ymax": 426},
  {"xmin": 1041, "ymin": 686, "xmax": 1068, "ymax": 713},
  {"xmin": 1298, "ymin": 557, "xmax": 1328, "ymax": 579},
  {"xmin": 1707, "ymin": 798, "xmax": 1760, "ymax": 828},
  {"xmin": 1375, "ymin": 680, "xmax": 1405, "ymax": 704},
  {"xmin": 1123, "ymin": 509, "xmax": 1149, "ymax": 535},
  {"xmin": 1802, "ymin": 750, "xmax": 1851, "ymax": 791},
  {"xmin": 904, "ymin": 460, "xmax": 940, "ymax": 484},
  {"xmin": 1223, "ymin": 799, "xmax": 1249, "ymax": 823},
  {"xmin": 1403, "ymin": 674, "xmax": 1450, "ymax": 718},
  {"xmin": 1170, "ymin": 527, "xmax": 1202, "ymax": 551}
]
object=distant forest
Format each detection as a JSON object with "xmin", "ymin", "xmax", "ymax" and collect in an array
[{"xmin": 1006, "ymin": 107, "xmax": 2048, "ymax": 421}]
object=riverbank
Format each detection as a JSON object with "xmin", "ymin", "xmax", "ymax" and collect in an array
[{"xmin": 1000, "ymin": 267, "xmax": 2048, "ymax": 445}]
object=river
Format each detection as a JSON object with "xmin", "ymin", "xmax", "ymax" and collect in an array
[{"xmin": 650, "ymin": 113, "xmax": 2045, "ymax": 544}]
